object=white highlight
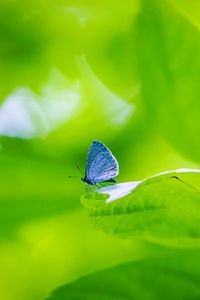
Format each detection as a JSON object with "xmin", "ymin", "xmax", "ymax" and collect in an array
[
  {"xmin": 0, "ymin": 70, "xmax": 80, "ymax": 139},
  {"xmin": 97, "ymin": 168, "xmax": 200, "ymax": 203},
  {"xmin": 97, "ymin": 181, "xmax": 142, "ymax": 203},
  {"xmin": 76, "ymin": 55, "xmax": 136, "ymax": 126}
]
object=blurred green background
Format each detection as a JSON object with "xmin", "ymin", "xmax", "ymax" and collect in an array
[{"xmin": 0, "ymin": 0, "xmax": 200, "ymax": 299}]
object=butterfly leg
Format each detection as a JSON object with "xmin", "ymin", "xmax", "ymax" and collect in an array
[{"xmin": 85, "ymin": 184, "xmax": 92, "ymax": 193}]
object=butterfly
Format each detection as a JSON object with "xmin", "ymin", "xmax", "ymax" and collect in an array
[{"xmin": 81, "ymin": 140, "xmax": 119, "ymax": 186}]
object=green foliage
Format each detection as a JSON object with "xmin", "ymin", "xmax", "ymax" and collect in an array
[
  {"xmin": 82, "ymin": 171, "xmax": 200, "ymax": 246},
  {"xmin": 47, "ymin": 248, "xmax": 200, "ymax": 300},
  {"xmin": 135, "ymin": 0, "xmax": 200, "ymax": 162},
  {"xmin": 0, "ymin": 0, "xmax": 200, "ymax": 299}
]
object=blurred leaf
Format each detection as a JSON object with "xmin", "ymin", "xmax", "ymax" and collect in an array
[
  {"xmin": 0, "ymin": 149, "xmax": 82, "ymax": 238},
  {"xmin": 82, "ymin": 170, "xmax": 200, "ymax": 246},
  {"xmin": 0, "ymin": 0, "xmax": 139, "ymax": 101},
  {"xmin": 31, "ymin": 58, "xmax": 138, "ymax": 158},
  {"xmin": 47, "ymin": 248, "xmax": 200, "ymax": 300},
  {"xmin": 76, "ymin": 55, "xmax": 135, "ymax": 126},
  {"xmin": 0, "ymin": 3, "xmax": 51, "ymax": 100},
  {"xmin": 135, "ymin": 0, "xmax": 200, "ymax": 162},
  {"xmin": 0, "ymin": 210, "xmax": 140, "ymax": 300},
  {"xmin": 168, "ymin": 0, "xmax": 200, "ymax": 29}
]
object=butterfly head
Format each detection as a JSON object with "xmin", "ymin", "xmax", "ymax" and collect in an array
[
  {"xmin": 81, "ymin": 177, "xmax": 86, "ymax": 182},
  {"xmin": 81, "ymin": 176, "xmax": 94, "ymax": 185}
]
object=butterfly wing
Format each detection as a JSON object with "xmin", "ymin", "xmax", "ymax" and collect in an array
[
  {"xmin": 86, "ymin": 141, "xmax": 106, "ymax": 173},
  {"xmin": 86, "ymin": 141, "xmax": 119, "ymax": 184}
]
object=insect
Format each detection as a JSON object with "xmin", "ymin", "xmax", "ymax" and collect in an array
[{"xmin": 81, "ymin": 140, "xmax": 119, "ymax": 186}]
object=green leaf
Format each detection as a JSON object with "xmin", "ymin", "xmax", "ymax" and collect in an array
[
  {"xmin": 47, "ymin": 248, "xmax": 200, "ymax": 300},
  {"xmin": 81, "ymin": 170, "xmax": 200, "ymax": 246},
  {"xmin": 135, "ymin": 0, "xmax": 200, "ymax": 162}
]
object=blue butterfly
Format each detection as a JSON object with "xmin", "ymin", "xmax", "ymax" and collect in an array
[{"xmin": 82, "ymin": 140, "xmax": 119, "ymax": 185}]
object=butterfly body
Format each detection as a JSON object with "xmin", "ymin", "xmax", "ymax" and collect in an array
[
  {"xmin": 82, "ymin": 140, "xmax": 119, "ymax": 186},
  {"xmin": 81, "ymin": 176, "xmax": 117, "ymax": 185},
  {"xmin": 81, "ymin": 177, "xmax": 94, "ymax": 185}
]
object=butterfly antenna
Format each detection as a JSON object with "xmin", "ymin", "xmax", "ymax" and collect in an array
[
  {"xmin": 67, "ymin": 175, "xmax": 80, "ymax": 181},
  {"xmin": 77, "ymin": 165, "xmax": 84, "ymax": 176},
  {"xmin": 68, "ymin": 166, "xmax": 84, "ymax": 180}
]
